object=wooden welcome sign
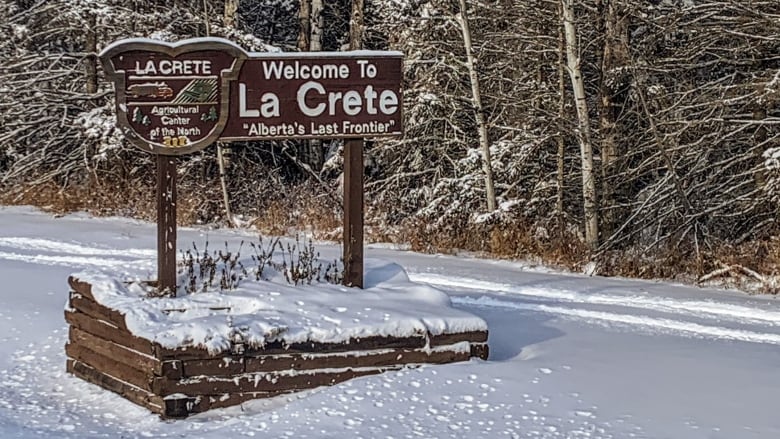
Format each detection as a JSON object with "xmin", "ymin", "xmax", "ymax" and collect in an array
[{"xmin": 100, "ymin": 38, "xmax": 404, "ymax": 292}]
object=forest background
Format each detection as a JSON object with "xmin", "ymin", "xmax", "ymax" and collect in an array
[{"xmin": 1, "ymin": 0, "xmax": 779, "ymax": 292}]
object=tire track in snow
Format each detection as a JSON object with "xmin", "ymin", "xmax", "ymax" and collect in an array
[
  {"xmin": 410, "ymin": 273, "xmax": 780, "ymax": 327},
  {"xmin": 0, "ymin": 237, "xmax": 154, "ymax": 258},
  {"xmin": 454, "ymin": 295, "xmax": 780, "ymax": 346},
  {"xmin": 0, "ymin": 251, "xmax": 151, "ymax": 269},
  {"xmin": 0, "ymin": 237, "xmax": 154, "ymax": 268}
]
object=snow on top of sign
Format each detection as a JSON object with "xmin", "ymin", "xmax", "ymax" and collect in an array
[
  {"xmin": 99, "ymin": 36, "xmax": 402, "ymax": 59},
  {"xmin": 251, "ymin": 49, "xmax": 404, "ymax": 58},
  {"xmin": 70, "ymin": 259, "xmax": 486, "ymax": 353},
  {"xmin": 99, "ymin": 37, "xmax": 246, "ymax": 57}
]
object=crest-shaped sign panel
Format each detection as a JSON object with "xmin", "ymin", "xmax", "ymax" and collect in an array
[{"xmin": 100, "ymin": 39, "xmax": 245, "ymax": 155}]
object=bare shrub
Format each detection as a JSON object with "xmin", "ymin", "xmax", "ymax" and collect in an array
[{"xmin": 179, "ymin": 236, "xmax": 344, "ymax": 294}]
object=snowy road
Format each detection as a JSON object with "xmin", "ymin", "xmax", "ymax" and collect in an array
[{"xmin": 0, "ymin": 206, "xmax": 778, "ymax": 438}]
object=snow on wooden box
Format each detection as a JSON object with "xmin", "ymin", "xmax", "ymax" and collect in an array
[{"xmin": 64, "ymin": 272, "xmax": 489, "ymax": 418}]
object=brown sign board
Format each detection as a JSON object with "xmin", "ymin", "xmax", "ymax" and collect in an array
[{"xmin": 100, "ymin": 38, "xmax": 403, "ymax": 155}]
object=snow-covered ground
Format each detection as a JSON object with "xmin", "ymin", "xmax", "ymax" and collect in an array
[{"xmin": 0, "ymin": 206, "xmax": 778, "ymax": 438}]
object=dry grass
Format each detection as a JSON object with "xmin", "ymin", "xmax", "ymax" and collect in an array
[
  {"xmin": 1, "ymin": 177, "xmax": 221, "ymax": 226},
  {"xmin": 1, "ymin": 180, "xmax": 156, "ymax": 219},
  {"xmin": 248, "ymin": 181, "xmax": 342, "ymax": 240},
  {"xmin": 401, "ymin": 216, "xmax": 587, "ymax": 269},
  {"xmin": 597, "ymin": 237, "xmax": 780, "ymax": 294}
]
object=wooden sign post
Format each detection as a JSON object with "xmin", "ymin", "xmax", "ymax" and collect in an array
[
  {"xmin": 100, "ymin": 38, "xmax": 403, "ymax": 292},
  {"xmin": 156, "ymin": 155, "xmax": 177, "ymax": 294},
  {"xmin": 343, "ymin": 139, "xmax": 364, "ymax": 288}
]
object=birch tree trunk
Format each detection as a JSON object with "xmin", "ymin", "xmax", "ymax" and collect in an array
[
  {"xmin": 297, "ymin": 0, "xmax": 310, "ymax": 51},
  {"xmin": 223, "ymin": 0, "xmax": 239, "ymax": 29},
  {"xmin": 310, "ymin": 0, "xmax": 324, "ymax": 52},
  {"xmin": 208, "ymin": 0, "xmax": 233, "ymax": 226},
  {"xmin": 298, "ymin": 0, "xmax": 324, "ymax": 170},
  {"xmin": 561, "ymin": 0, "xmax": 598, "ymax": 249},
  {"xmin": 457, "ymin": 0, "xmax": 497, "ymax": 213},
  {"xmin": 309, "ymin": 0, "xmax": 324, "ymax": 169}
]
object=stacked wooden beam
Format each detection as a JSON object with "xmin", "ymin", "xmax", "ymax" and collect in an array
[{"xmin": 65, "ymin": 277, "xmax": 489, "ymax": 418}]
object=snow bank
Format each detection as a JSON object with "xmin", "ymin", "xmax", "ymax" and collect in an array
[{"xmin": 70, "ymin": 260, "xmax": 487, "ymax": 354}]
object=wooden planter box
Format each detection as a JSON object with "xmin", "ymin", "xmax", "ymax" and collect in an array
[{"xmin": 65, "ymin": 277, "xmax": 489, "ymax": 418}]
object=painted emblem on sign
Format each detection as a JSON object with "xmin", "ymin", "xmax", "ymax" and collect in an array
[{"xmin": 100, "ymin": 39, "xmax": 246, "ymax": 155}]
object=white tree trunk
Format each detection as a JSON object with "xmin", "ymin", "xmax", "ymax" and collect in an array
[
  {"xmin": 561, "ymin": 0, "xmax": 598, "ymax": 249},
  {"xmin": 223, "ymin": 0, "xmax": 239, "ymax": 29},
  {"xmin": 310, "ymin": 0, "xmax": 324, "ymax": 52},
  {"xmin": 305, "ymin": 0, "xmax": 324, "ymax": 169},
  {"xmin": 202, "ymin": 0, "xmax": 234, "ymax": 227},
  {"xmin": 457, "ymin": 0, "xmax": 497, "ymax": 213},
  {"xmin": 297, "ymin": 0, "xmax": 310, "ymax": 51}
]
